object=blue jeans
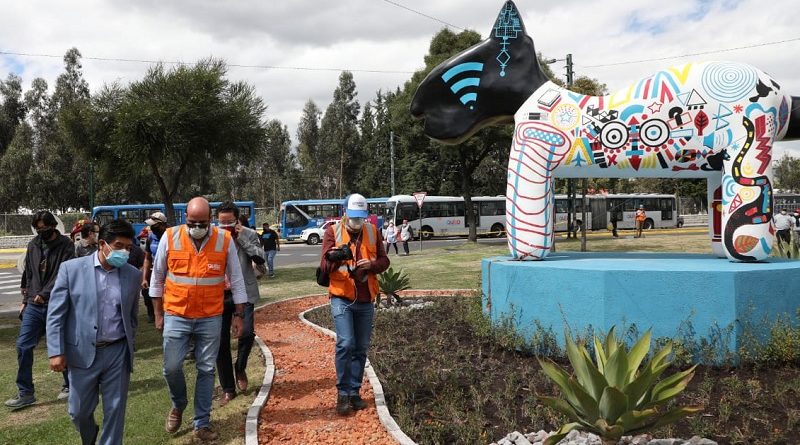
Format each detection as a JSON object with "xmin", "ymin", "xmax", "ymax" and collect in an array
[
  {"xmin": 162, "ymin": 314, "xmax": 221, "ymax": 429},
  {"xmin": 330, "ymin": 297, "xmax": 375, "ymax": 396},
  {"xmin": 266, "ymin": 249, "xmax": 277, "ymax": 274},
  {"xmin": 16, "ymin": 303, "xmax": 69, "ymax": 396}
]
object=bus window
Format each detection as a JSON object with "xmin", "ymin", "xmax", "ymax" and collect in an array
[
  {"xmin": 119, "ymin": 209, "xmax": 144, "ymax": 224},
  {"xmin": 95, "ymin": 210, "xmax": 115, "ymax": 226},
  {"xmin": 284, "ymin": 205, "xmax": 308, "ymax": 229},
  {"xmin": 660, "ymin": 198, "xmax": 673, "ymax": 220},
  {"xmin": 555, "ymin": 199, "xmax": 568, "ymax": 214},
  {"xmin": 479, "ymin": 200, "xmax": 505, "ymax": 216},
  {"xmin": 623, "ymin": 200, "xmax": 636, "ymax": 211}
]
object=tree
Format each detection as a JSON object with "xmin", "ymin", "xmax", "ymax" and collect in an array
[
  {"xmin": 0, "ymin": 73, "xmax": 26, "ymax": 155},
  {"xmin": 318, "ymin": 71, "xmax": 360, "ymax": 198},
  {"xmin": 112, "ymin": 59, "xmax": 266, "ymax": 222},
  {"xmin": 296, "ymin": 100, "xmax": 323, "ymax": 197},
  {"xmin": 775, "ymin": 155, "xmax": 800, "ymax": 193},
  {"xmin": 0, "ymin": 122, "xmax": 34, "ymax": 212}
]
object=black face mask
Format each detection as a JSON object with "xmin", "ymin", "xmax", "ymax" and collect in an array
[
  {"xmin": 152, "ymin": 225, "xmax": 166, "ymax": 237},
  {"xmin": 38, "ymin": 228, "xmax": 55, "ymax": 241}
]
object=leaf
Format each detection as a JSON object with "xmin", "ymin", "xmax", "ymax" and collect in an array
[
  {"xmin": 593, "ymin": 336, "xmax": 607, "ymax": 372},
  {"xmin": 651, "ymin": 365, "xmax": 697, "ymax": 399},
  {"xmin": 622, "ymin": 367, "xmax": 658, "ymax": 408},
  {"xmin": 598, "ymin": 386, "xmax": 629, "ymax": 424},
  {"xmin": 538, "ymin": 396, "xmax": 580, "ymax": 420},
  {"xmin": 566, "ymin": 334, "xmax": 607, "ymax": 402},
  {"xmin": 543, "ymin": 422, "xmax": 582, "ymax": 445},
  {"xmin": 616, "ymin": 408, "xmax": 659, "ymax": 431},
  {"xmin": 651, "ymin": 406, "xmax": 703, "ymax": 429},
  {"xmin": 604, "ymin": 345, "xmax": 630, "ymax": 389},
  {"xmin": 604, "ymin": 326, "xmax": 619, "ymax": 358},
  {"xmin": 694, "ymin": 110, "xmax": 709, "ymax": 136},
  {"xmin": 626, "ymin": 329, "xmax": 652, "ymax": 382}
]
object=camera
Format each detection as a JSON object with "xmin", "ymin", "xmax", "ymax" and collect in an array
[{"xmin": 326, "ymin": 244, "xmax": 353, "ymax": 262}]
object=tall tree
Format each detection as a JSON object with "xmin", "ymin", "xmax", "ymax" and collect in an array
[
  {"xmin": 775, "ymin": 155, "xmax": 800, "ymax": 193},
  {"xmin": 296, "ymin": 99, "xmax": 323, "ymax": 197},
  {"xmin": 319, "ymin": 71, "xmax": 360, "ymax": 198},
  {"xmin": 0, "ymin": 122, "xmax": 34, "ymax": 212},
  {"xmin": 0, "ymin": 73, "xmax": 26, "ymax": 155},
  {"xmin": 113, "ymin": 59, "xmax": 266, "ymax": 222}
]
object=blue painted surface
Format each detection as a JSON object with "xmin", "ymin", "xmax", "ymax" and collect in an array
[{"xmin": 481, "ymin": 252, "xmax": 800, "ymax": 359}]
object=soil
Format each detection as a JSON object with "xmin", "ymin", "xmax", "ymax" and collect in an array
[
  {"xmin": 305, "ymin": 296, "xmax": 800, "ymax": 445},
  {"xmin": 254, "ymin": 295, "xmax": 395, "ymax": 444}
]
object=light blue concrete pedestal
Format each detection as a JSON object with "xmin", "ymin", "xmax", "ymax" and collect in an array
[{"xmin": 481, "ymin": 252, "xmax": 800, "ymax": 359}]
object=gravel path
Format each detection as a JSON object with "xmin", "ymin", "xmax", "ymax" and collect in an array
[{"xmin": 254, "ymin": 295, "xmax": 395, "ymax": 444}]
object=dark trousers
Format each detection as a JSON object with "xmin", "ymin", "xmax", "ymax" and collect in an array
[
  {"xmin": 388, "ymin": 242, "xmax": 398, "ymax": 254},
  {"xmin": 16, "ymin": 303, "xmax": 69, "ymax": 395},
  {"xmin": 402, "ymin": 240, "xmax": 410, "ymax": 255},
  {"xmin": 777, "ymin": 229, "xmax": 791, "ymax": 244},
  {"xmin": 216, "ymin": 295, "xmax": 255, "ymax": 394},
  {"xmin": 141, "ymin": 289, "xmax": 155, "ymax": 322},
  {"xmin": 611, "ymin": 220, "xmax": 618, "ymax": 237}
]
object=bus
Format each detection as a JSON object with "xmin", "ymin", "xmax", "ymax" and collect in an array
[
  {"xmin": 92, "ymin": 201, "xmax": 257, "ymax": 235},
  {"xmin": 279, "ymin": 197, "xmax": 388, "ymax": 241},
  {"xmin": 775, "ymin": 193, "xmax": 800, "ymax": 212},
  {"xmin": 384, "ymin": 195, "xmax": 506, "ymax": 240},
  {"xmin": 384, "ymin": 193, "xmax": 679, "ymax": 239}
]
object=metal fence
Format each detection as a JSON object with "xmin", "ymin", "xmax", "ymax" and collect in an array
[{"xmin": 678, "ymin": 196, "xmax": 708, "ymax": 215}]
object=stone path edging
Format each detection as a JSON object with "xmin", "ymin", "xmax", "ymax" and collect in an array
[{"xmin": 245, "ymin": 294, "xmax": 329, "ymax": 445}]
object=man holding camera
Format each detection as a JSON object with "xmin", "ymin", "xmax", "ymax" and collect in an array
[{"xmin": 319, "ymin": 193, "xmax": 389, "ymax": 416}]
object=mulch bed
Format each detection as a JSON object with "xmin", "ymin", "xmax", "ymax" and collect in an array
[{"xmin": 254, "ymin": 295, "xmax": 395, "ymax": 444}]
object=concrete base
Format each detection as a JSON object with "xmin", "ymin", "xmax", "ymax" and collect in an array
[{"xmin": 482, "ymin": 252, "xmax": 800, "ymax": 359}]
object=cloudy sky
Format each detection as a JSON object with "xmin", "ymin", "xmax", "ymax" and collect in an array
[{"xmin": 2, "ymin": 0, "xmax": 799, "ymax": 157}]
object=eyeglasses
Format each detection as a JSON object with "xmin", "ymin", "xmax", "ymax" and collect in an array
[{"xmin": 186, "ymin": 222, "xmax": 209, "ymax": 229}]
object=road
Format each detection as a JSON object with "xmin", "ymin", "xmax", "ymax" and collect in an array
[{"xmin": 0, "ymin": 268, "xmax": 22, "ymax": 314}]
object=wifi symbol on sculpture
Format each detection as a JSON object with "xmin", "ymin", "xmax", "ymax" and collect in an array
[{"xmin": 441, "ymin": 62, "xmax": 484, "ymax": 110}]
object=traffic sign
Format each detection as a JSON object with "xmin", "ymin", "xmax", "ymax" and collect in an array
[{"xmin": 412, "ymin": 192, "xmax": 427, "ymax": 208}]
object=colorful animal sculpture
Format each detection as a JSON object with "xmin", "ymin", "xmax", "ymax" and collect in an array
[{"xmin": 410, "ymin": 0, "xmax": 800, "ymax": 261}]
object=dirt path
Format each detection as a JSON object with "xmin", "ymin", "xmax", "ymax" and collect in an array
[{"xmin": 254, "ymin": 296, "xmax": 395, "ymax": 444}]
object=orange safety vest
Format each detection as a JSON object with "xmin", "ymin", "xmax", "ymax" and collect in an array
[
  {"xmin": 328, "ymin": 222, "xmax": 380, "ymax": 301},
  {"xmin": 635, "ymin": 210, "xmax": 646, "ymax": 222},
  {"xmin": 163, "ymin": 225, "xmax": 231, "ymax": 318}
]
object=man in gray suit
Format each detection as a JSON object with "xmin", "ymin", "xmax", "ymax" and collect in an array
[
  {"xmin": 215, "ymin": 202, "xmax": 264, "ymax": 404},
  {"xmin": 47, "ymin": 220, "xmax": 142, "ymax": 445}
]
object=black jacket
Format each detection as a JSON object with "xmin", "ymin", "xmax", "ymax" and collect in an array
[{"xmin": 23, "ymin": 232, "xmax": 75, "ymax": 304}]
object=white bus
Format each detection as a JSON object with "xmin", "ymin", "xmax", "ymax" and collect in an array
[
  {"xmin": 384, "ymin": 195, "xmax": 506, "ymax": 240},
  {"xmin": 553, "ymin": 193, "xmax": 679, "ymax": 232}
]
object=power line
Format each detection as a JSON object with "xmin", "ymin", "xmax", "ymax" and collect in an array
[
  {"xmin": 581, "ymin": 36, "xmax": 800, "ymax": 68},
  {"xmin": 380, "ymin": 0, "xmax": 465, "ymax": 31},
  {"xmin": 0, "ymin": 50, "xmax": 414, "ymax": 75}
]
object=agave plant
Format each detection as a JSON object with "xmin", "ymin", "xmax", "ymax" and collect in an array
[
  {"xmin": 538, "ymin": 327, "xmax": 700, "ymax": 445},
  {"xmin": 774, "ymin": 231, "xmax": 800, "ymax": 259},
  {"xmin": 376, "ymin": 266, "xmax": 411, "ymax": 307}
]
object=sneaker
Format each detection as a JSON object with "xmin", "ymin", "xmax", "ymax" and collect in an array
[
  {"xmin": 269, "ymin": 273, "xmax": 275, "ymax": 278},
  {"xmin": 4, "ymin": 393, "xmax": 36, "ymax": 409},
  {"xmin": 165, "ymin": 407, "xmax": 183, "ymax": 433},
  {"xmin": 57, "ymin": 387, "xmax": 69, "ymax": 401},
  {"xmin": 194, "ymin": 426, "xmax": 219, "ymax": 442},
  {"xmin": 336, "ymin": 394, "xmax": 351, "ymax": 416},
  {"xmin": 350, "ymin": 395, "xmax": 368, "ymax": 411}
]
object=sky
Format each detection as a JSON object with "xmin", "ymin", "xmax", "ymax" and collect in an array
[{"xmin": 1, "ymin": 0, "xmax": 800, "ymax": 158}]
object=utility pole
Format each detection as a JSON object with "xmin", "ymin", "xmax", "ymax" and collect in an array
[
  {"xmin": 89, "ymin": 160, "xmax": 95, "ymax": 212},
  {"xmin": 390, "ymin": 131, "xmax": 396, "ymax": 196},
  {"xmin": 564, "ymin": 54, "xmax": 576, "ymax": 240}
]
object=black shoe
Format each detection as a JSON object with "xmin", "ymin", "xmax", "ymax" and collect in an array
[
  {"xmin": 336, "ymin": 395, "xmax": 351, "ymax": 416},
  {"xmin": 350, "ymin": 395, "xmax": 367, "ymax": 411}
]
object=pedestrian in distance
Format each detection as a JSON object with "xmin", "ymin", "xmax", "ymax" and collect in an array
[
  {"xmin": 386, "ymin": 221, "xmax": 399, "ymax": 255},
  {"xmin": 260, "ymin": 223, "xmax": 281, "ymax": 278},
  {"xmin": 47, "ymin": 219, "xmax": 142, "ymax": 445},
  {"xmin": 5, "ymin": 211, "xmax": 74, "ymax": 410},
  {"xmin": 75, "ymin": 223, "xmax": 100, "ymax": 258},
  {"xmin": 318, "ymin": 193, "xmax": 390, "ymax": 416},
  {"xmin": 775, "ymin": 208, "xmax": 794, "ymax": 247},
  {"xmin": 635, "ymin": 205, "xmax": 646, "ymax": 238},
  {"xmin": 215, "ymin": 202, "xmax": 265, "ymax": 406},
  {"xmin": 149, "ymin": 197, "xmax": 247, "ymax": 442},
  {"xmin": 140, "ymin": 211, "xmax": 169, "ymax": 324},
  {"xmin": 400, "ymin": 219, "xmax": 414, "ymax": 255}
]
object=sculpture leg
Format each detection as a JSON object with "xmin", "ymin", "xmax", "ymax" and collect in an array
[{"xmin": 707, "ymin": 177, "xmax": 725, "ymax": 258}]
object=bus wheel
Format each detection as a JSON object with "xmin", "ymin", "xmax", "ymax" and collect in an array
[
  {"xmin": 421, "ymin": 226, "xmax": 434, "ymax": 241},
  {"xmin": 644, "ymin": 219, "xmax": 654, "ymax": 230},
  {"xmin": 307, "ymin": 234, "xmax": 320, "ymax": 245},
  {"xmin": 490, "ymin": 223, "xmax": 505, "ymax": 237}
]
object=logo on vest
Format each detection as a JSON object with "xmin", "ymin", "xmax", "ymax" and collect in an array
[{"xmin": 208, "ymin": 263, "xmax": 223, "ymax": 272}]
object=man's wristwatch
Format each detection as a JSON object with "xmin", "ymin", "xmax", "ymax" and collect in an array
[{"xmin": 233, "ymin": 312, "xmax": 245, "ymax": 318}]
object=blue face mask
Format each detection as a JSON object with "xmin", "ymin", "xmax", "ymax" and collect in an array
[{"xmin": 103, "ymin": 243, "xmax": 129, "ymax": 268}]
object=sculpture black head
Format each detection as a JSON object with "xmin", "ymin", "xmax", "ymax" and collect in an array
[{"xmin": 410, "ymin": 1, "xmax": 547, "ymax": 145}]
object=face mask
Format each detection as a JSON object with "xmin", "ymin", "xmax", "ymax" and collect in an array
[
  {"xmin": 347, "ymin": 218, "xmax": 364, "ymax": 231},
  {"xmin": 38, "ymin": 228, "xmax": 55, "ymax": 240},
  {"xmin": 152, "ymin": 225, "xmax": 166, "ymax": 237},
  {"xmin": 103, "ymin": 243, "xmax": 129, "ymax": 268},
  {"xmin": 189, "ymin": 226, "xmax": 208, "ymax": 240}
]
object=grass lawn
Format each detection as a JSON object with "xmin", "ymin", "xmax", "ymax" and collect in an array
[{"xmin": 0, "ymin": 231, "xmax": 711, "ymax": 443}]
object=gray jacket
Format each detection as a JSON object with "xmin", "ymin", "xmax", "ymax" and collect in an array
[{"xmin": 234, "ymin": 226, "xmax": 264, "ymax": 304}]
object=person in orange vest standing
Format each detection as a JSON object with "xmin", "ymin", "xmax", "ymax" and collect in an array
[
  {"xmin": 635, "ymin": 204, "xmax": 647, "ymax": 238},
  {"xmin": 319, "ymin": 193, "xmax": 390, "ymax": 416},
  {"xmin": 149, "ymin": 197, "xmax": 246, "ymax": 442}
]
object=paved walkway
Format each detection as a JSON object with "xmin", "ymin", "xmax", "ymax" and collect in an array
[{"xmin": 254, "ymin": 296, "xmax": 394, "ymax": 444}]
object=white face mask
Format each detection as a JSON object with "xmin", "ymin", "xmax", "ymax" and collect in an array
[
  {"xmin": 189, "ymin": 226, "xmax": 208, "ymax": 240},
  {"xmin": 346, "ymin": 218, "xmax": 364, "ymax": 231}
]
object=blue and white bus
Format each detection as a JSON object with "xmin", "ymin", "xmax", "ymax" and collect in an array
[
  {"xmin": 92, "ymin": 201, "xmax": 257, "ymax": 235},
  {"xmin": 279, "ymin": 198, "xmax": 388, "ymax": 241}
]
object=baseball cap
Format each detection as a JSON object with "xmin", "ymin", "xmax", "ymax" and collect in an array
[
  {"xmin": 638, "ymin": 204, "xmax": 644, "ymax": 208},
  {"xmin": 145, "ymin": 211, "xmax": 167, "ymax": 225},
  {"xmin": 344, "ymin": 193, "xmax": 369, "ymax": 218}
]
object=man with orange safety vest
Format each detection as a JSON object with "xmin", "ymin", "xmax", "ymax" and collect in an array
[
  {"xmin": 318, "ymin": 193, "xmax": 390, "ymax": 416},
  {"xmin": 149, "ymin": 197, "xmax": 246, "ymax": 442}
]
